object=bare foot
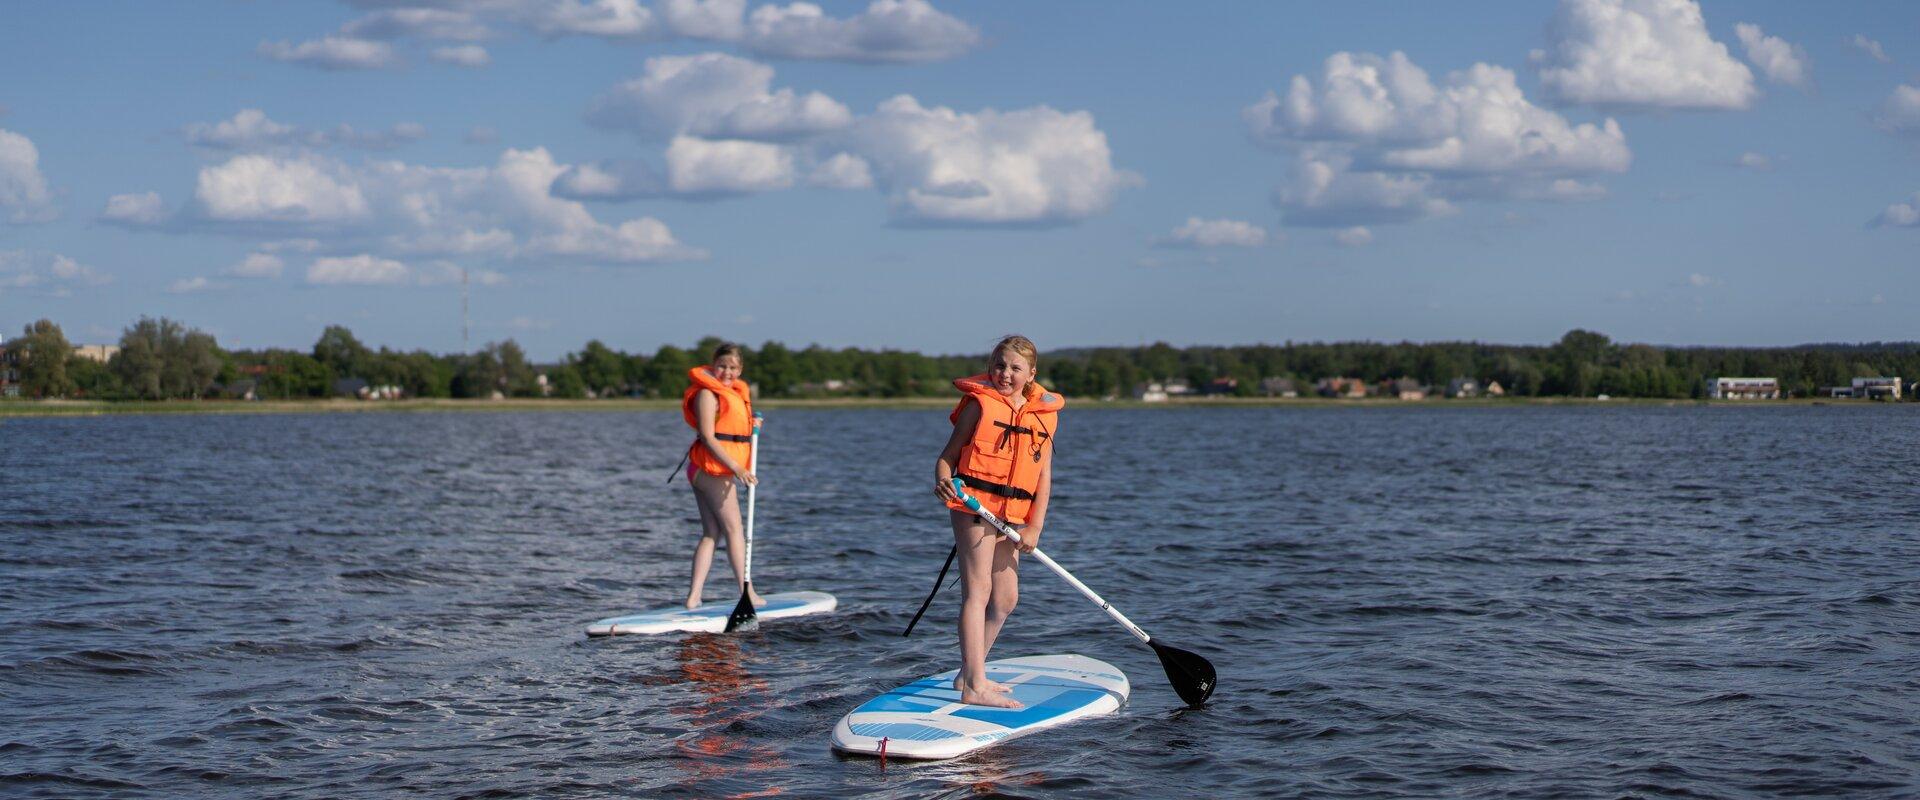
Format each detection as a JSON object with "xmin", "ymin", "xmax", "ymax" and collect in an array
[
  {"xmin": 959, "ymin": 682, "xmax": 1023, "ymax": 709},
  {"xmin": 953, "ymin": 676, "xmax": 1014, "ymax": 693},
  {"xmin": 749, "ymin": 591, "xmax": 768, "ymax": 607},
  {"xmin": 684, "ymin": 597, "xmax": 702, "ymax": 610}
]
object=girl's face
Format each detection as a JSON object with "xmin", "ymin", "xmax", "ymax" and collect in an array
[
  {"xmin": 711, "ymin": 354, "xmax": 742, "ymax": 385},
  {"xmin": 987, "ymin": 349, "xmax": 1033, "ymax": 398}
]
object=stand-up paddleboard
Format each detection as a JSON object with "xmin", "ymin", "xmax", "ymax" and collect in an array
[
  {"xmin": 831, "ymin": 654, "xmax": 1128, "ymax": 760},
  {"xmin": 585, "ymin": 591, "xmax": 837, "ymax": 637}
]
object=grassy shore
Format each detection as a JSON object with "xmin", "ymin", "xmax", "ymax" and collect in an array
[{"xmin": 0, "ymin": 394, "xmax": 1900, "ymax": 418}]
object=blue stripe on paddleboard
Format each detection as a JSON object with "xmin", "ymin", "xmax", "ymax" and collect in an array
[
  {"xmin": 951, "ymin": 686, "xmax": 1112, "ymax": 728},
  {"xmin": 848, "ymin": 722, "xmax": 962, "ymax": 741}
]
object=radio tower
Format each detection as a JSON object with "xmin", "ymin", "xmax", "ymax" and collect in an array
[{"xmin": 461, "ymin": 267, "xmax": 470, "ymax": 351}]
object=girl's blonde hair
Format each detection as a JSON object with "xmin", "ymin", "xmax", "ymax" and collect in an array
[{"xmin": 991, "ymin": 335, "xmax": 1041, "ymax": 398}]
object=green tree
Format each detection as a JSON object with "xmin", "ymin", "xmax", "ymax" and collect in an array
[
  {"xmin": 312, "ymin": 325, "xmax": 371, "ymax": 378},
  {"xmin": 15, "ymin": 319, "xmax": 76, "ymax": 398},
  {"xmin": 572, "ymin": 339, "xmax": 626, "ymax": 397}
]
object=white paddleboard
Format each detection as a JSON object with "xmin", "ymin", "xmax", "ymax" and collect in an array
[
  {"xmin": 585, "ymin": 590, "xmax": 837, "ymax": 636},
  {"xmin": 831, "ymin": 654, "xmax": 1129, "ymax": 761}
]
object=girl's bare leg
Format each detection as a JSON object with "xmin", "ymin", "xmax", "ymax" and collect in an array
[
  {"xmin": 953, "ymin": 510, "xmax": 1021, "ymax": 708},
  {"xmin": 694, "ymin": 471, "xmax": 766, "ymax": 606},
  {"xmin": 686, "ymin": 474, "xmax": 725, "ymax": 608}
]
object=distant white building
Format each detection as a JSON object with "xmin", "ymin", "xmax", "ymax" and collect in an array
[
  {"xmin": 1851, "ymin": 377, "xmax": 1902, "ymax": 400},
  {"xmin": 1707, "ymin": 377, "xmax": 1780, "ymax": 400},
  {"xmin": 1133, "ymin": 382, "xmax": 1169, "ymax": 402}
]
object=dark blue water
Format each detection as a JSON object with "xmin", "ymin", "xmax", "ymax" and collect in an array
[{"xmin": 4, "ymin": 406, "xmax": 1918, "ymax": 798}]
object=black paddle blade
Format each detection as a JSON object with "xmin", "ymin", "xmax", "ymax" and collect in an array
[
  {"xmin": 1150, "ymin": 639, "xmax": 1216, "ymax": 707},
  {"xmin": 724, "ymin": 584, "xmax": 759, "ymax": 633}
]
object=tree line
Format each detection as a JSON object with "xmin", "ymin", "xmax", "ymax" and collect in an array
[{"xmin": 6, "ymin": 318, "xmax": 1918, "ymax": 401}]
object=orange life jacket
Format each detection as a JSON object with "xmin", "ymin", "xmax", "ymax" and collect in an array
[
  {"xmin": 682, "ymin": 366, "xmax": 754, "ymax": 477},
  {"xmin": 945, "ymin": 373, "xmax": 1064, "ymax": 525}
]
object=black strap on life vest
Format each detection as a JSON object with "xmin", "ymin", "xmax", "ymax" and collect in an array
[
  {"xmin": 958, "ymin": 472, "xmax": 1035, "ymax": 501},
  {"xmin": 665, "ymin": 432, "xmax": 750, "ymax": 483},
  {"xmin": 714, "ymin": 432, "xmax": 752, "ymax": 443}
]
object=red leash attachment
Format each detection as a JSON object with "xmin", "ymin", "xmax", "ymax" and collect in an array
[{"xmin": 879, "ymin": 736, "xmax": 888, "ymax": 767}]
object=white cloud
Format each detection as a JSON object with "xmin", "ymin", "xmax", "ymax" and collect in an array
[
  {"xmin": 550, "ymin": 159, "xmax": 666, "ymax": 200},
  {"xmin": 846, "ymin": 95, "xmax": 1134, "ymax": 226},
  {"xmin": 124, "ymin": 148, "xmax": 702, "ymax": 264},
  {"xmin": 1333, "ymin": 226, "xmax": 1373, "ymax": 247},
  {"xmin": 432, "ymin": 45, "xmax": 492, "ymax": 68},
  {"xmin": 1246, "ymin": 53, "xmax": 1630, "ymax": 176},
  {"xmin": 168, "ymin": 276, "xmax": 220, "ymax": 294},
  {"xmin": 0, "ymin": 251, "xmax": 109, "ymax": 294},
  {"xmin": 1872, "ymin": 192, "xmax": 1920, "ymax": 228},
  {"xmin": 308, "ymin": 254, "xmax": 411, "ymax": 285},
  {"xmin": 1849, "ymin": 34, "xmax": 1890, "ymax": 64},
  {"xmin": 745, "ymin": 0, "xmax": 979, "ymax": 63},
  {"xmin": 1735, "ymin": 23, "xmax": 1810, "ymax": 89},
  {"xmin": 664, "ymin": 136, "xmax": 795, "ymax": 194},
  {"xmin": 660, "ymin": 0, "xmax": 746, "ymax": 40},
  {"xmin": 1160, "ymin": 217, "xmax": 1269, "ymax": 248},
  {"xmin": 229, "ymin": 252, "xmax": 285, "ymax": 278},
  {"xmin": 1532, "ymin": 0, "xmax": 1755, "ymax": 111},
  {"xmin": 530, "ymin": 0, "xmax": 661, "ymax": 39},
  {"xmin": 1873, "ymin": 85, "xmax": 1920, "ymax": 138},
  {"xmin": 0, "ymin": 128, "xmax": 57, "ymax": 223},
  {"xmin": 184, "ymin": 110, "xmax": 426, "ymax": 151},
  {"xmin": 101, "ymin": 191, "xmax": 166, "ymax": 226},
  {"xmin": 342, "ymin": 8, "xmax": 491, "ymax": 41},
  {"xmin": 258, "ymin": 36, "xmax": 400, "ymax": 71},
  {"xmin": 1734, "ymin": 151, "xmax": 1772, "ymax": 171},
  {"xmin": 807, "ymin": 152, "xmax": 873, "ymax": 189},
  {"xmin": 195, "ymin": 154, "xmax": 372, "ymax": 223},
  {"xmin": 1271, "ymin": 156, "xmax": 1456, "ymax": 227},
  {"xmin": 587, "ymin": 52, "xmax": 850, "ymax": 141}
]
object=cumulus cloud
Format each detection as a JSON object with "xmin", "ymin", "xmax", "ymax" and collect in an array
[
  {"xmin": 115, "ymin": 148, "xmax": 703, "ymax": 264},
  {"xmin": 230, "ymin": 252, "xmax": 285, "ymax": 278},
  {"xmin": 101, "ymin": 191, "xmax": 167, "ymax": 226},
  {"xmin": 664, "ymin": 136, "xmax": 795, "ymax": 194},
  {"xmin": 660, "ymin": 0, "xmax": 746, "ymax": 40},
  {"xmin": 0, "ymin": 129, "xmax": 57, "ymax": 223},
  {"xmin": 432, "ymin": 45, "xmax": 492, "ymax": 67},
  {"xmin": 341, "ymin": 8, "xmax": 491, "ymax": 41},
  {"xmin": 587, "ymin": 52, "xmax": 850, "ymax": 141},
  {"xmin": 184, "ymin": 109, "xmax": 427, "ymax": 152},
  {"xmin": 529, "ymin": 0, "xmax": 661, "ymax": 39},
  {"xmin": 1245, "ymin": 51, "xmax": 1624, "ymax": 226},
  {"xmin": 1532, "ymin": 0, "xmax": 1755, "ymax": 111},
  {"xmin": 1873, "ymin": 85, "xmax": 1920, "ymax": 139},
  {"xmin": 1734, "ymin": 23, "xmax": 1810, "ymax": 89},
  {"xmin": 1734, "ymin": 151, "xmax": 1772, "ymax": 171},
  {"xmin": 744, "ymin": 0, "xmax": 979, "ymax": 63},
  {"xmin": 1849, "ymin": 34, "xmax": 1890, "ymax": 64},
  {"xmin": 0, "ymin": 251, "xmax": 108, "ymax": 295},
  {"xmin": 807, "ymin": 152, "xmax": 873, "ymax": 189},
  {"xmin": 846, "ymin": 95, "xmax": 1134, "ymax": 226},
  {"xmin": 1872, "ymin": 192, "xmax": 1920, "ymax": 228},
  {"xmin": 550, "ymin": 159, "xmax": 667, "ymax": 200},
  {"xmin": 1158, "ymin": 217, "xmax": 1269, "ymax": 248},
  {"xmin": 258, "ymin": 36, "xmax": 400, "ymax": 70},
  {"xmin": 308, "ymin": 254, "xmax": 411, "ymax": 285},
  {"xmin": 1333, "ymin": 226, "xmax": 1373, "ymax": 246},
  {"xmin": 167, "ymin": 276, "xmax": 220, "ymax": 294}
]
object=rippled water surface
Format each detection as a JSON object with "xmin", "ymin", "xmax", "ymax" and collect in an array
[{"xmin": 5, "ymin": 405, "xmax": 1919, "ymax": 798}]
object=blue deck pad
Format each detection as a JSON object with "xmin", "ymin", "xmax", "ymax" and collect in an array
[
  {"xmin": 851, "ymin": 668, "xmax": 1115, "ymax": 730},
  {"xmin": 599, "ymin": 596, "xmax": 811, "ymax": 625}
]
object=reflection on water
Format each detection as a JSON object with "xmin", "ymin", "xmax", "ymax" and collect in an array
[{"xmin": 670, "ymin": 634, "xmax": 784, "ymax": 797}]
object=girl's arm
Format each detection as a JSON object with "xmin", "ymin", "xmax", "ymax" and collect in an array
[
  {"xmin": 932, "ymin": 400, "xmax": 980, "ymax": 504},
  {"xmin": 695, "ymin": 389, "xmax": 756, "ymax": 485},
  {"xmin": 1018, "ymin": 460, "xmax": 1050, "ymax": 553}
]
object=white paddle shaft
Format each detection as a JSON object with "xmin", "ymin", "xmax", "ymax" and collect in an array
[
  {"xmin": 742, "ymin": 414, "xmax": 761, "ymax": 582},
  {"xmin": 954, "ymin": 480, "xmax": 1151, "ymax": 645}
]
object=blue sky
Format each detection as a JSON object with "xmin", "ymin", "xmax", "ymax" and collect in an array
[{"xmin": 1, "ymin": 0, "xmax": 1917, "ymax": 359}]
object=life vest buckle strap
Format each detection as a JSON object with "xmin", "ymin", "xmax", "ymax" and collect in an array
[
  {"xmin": 713, "ymin": 433, "xmax": 752, "ymax": 443},
  {"xmin": 958, "ymin": 473, "xmax": 1035, "ymax": 501}
]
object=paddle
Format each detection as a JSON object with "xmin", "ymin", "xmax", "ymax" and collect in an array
[
  {"xmin": 950, "ymin": 479, "xmax": 1216, "ymax": 707},
  {"xmin": 724, "ymin": 413, "xmax": 764, "ymax": 633}
]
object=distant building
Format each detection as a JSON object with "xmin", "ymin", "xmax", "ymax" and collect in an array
[
  {"xmin": 1707, "ymin": 377, "xmax": 1780, "ymax": 400},
  {"xmin": 1315, "ymin": 377, "xmax": 1368, "ymax": 398},
  {"xmin": 72, "ymin": 344, "xmax": 118, "ymax": 363},
  {"xmin": 1823, "ymin": 386, "xmax": 1852, "ymax": 398},
  {"xmin": 1445, "ymin": 377, "xmax": 1480, "ymax": 398},
  {"xmin": 1199, "ymin": 378, "xmax": 1238, "ymax": 396},
  {"xmin": 1484, "ymin": 380, "xmax": 1505, "ymax": 397},
  {"xmin": 1851, "ymin": 377, "xmax": 1902, "ymax": 400},
  {"xmin": 1133, "ymin": 382, "xmax": 1169, "ymax": 402},
  {"xmin": 1162, "ymin": 379, "xmax": 1193, "ymax": 396},
  {"xmin": 1260, "ymin": 377, "xmax": 1298, "ymax": 398},
  {"xmin": 1379, "ymin": 377, "xmax": 1426, "ymax": 401}
]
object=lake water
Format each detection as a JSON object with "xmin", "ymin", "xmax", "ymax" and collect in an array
[{"xmin": 3, "ymin": 405, "xmax": 1918, "ymax": 798}]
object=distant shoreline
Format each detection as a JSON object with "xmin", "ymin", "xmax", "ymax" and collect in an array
[{"xmin": 0, "ymin": 395, "xmax": 1904, "ymax": 418}]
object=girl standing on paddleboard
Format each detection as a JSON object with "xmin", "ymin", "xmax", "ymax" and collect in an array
[
  {"xmin": 680, "ymin": 343, "xmax": 767, "ymax": 610},
  {"xmin": 932, "ymin": 335, "xmax": 1064, "ymax": 709}
]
